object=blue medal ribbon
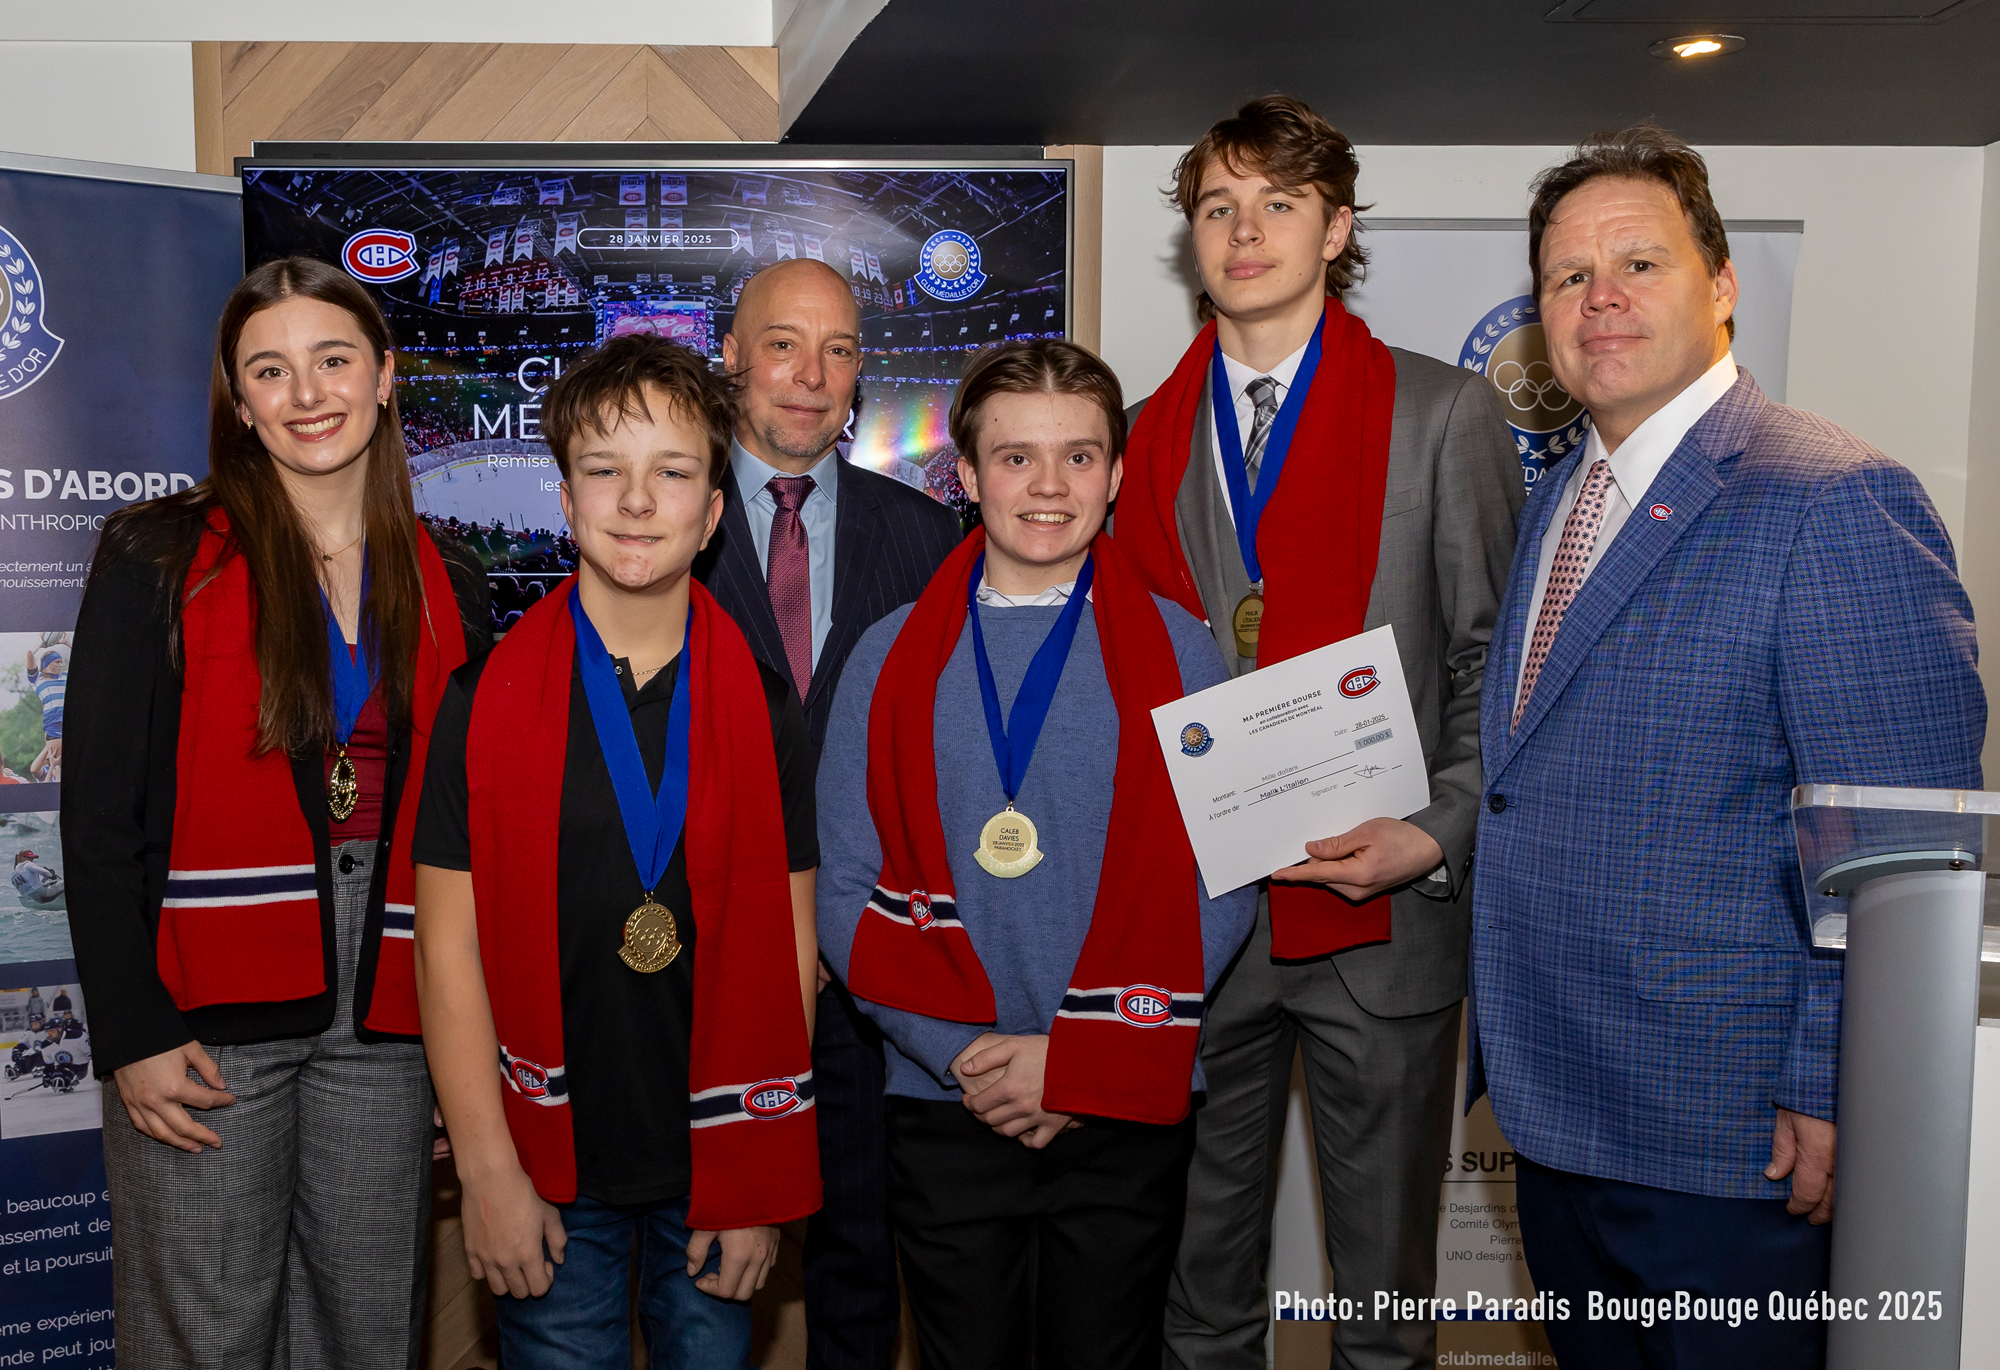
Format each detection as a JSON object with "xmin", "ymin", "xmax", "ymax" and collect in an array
[
  {"xmin": 967, "ymin": 552, "xmax": 1096, "ymax": 805},
  {"xmin": 322, "ymin": 560, "xmax": 377, "ymax": 745},
  {"xmin": 1209, "ymin": 312, "xmax": 1325, "ymax": 584},
  {"xmin": 570, "ymin": 585, "xmax": 692, "ymax": 896}
]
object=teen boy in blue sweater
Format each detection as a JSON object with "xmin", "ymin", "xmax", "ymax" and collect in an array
[{"xmin": 816, "ymin": 340, "xmax": 1256, "ymax": 1370}]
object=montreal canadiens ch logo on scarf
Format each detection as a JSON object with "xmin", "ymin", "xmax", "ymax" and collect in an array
[
  {"xmin": 742, "ymin": 1077, "xmax": 804, "ymax": 1119},
  {"xmin": 1116, "ymin": 985, "xmax": 1175, "ymax": 1027}
]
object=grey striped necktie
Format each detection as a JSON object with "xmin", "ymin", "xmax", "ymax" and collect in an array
[{"xmin": 1243, "ymin": 375, "xmax": 1281, "ymax": 493}]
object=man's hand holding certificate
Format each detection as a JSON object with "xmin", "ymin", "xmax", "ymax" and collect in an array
[{"xmin": 1150, "ymin": 624, "xmax": 1435, "ymax": 897}]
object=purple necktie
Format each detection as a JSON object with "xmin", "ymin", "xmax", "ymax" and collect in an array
[{"xmin": 766, "ymin": 475, "xmax": 815, "ymax": 694}]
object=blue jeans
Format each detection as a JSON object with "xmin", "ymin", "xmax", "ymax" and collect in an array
[{"xmin": 493, "ymin": 1193, "xmax": 752, "ymax": 1370}]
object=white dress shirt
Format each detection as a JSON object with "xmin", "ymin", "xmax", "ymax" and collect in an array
[
  {"xmin": 976, "ymin": 578, "xmax": 1080, "ymax": 608},
  {"xmin": 1211, "ymin": 339, "xmax": 1311, "ymax": 522},
  {"xmin": 1516, "ymin": 354, "xmax": 1739, "ymax": 699}
]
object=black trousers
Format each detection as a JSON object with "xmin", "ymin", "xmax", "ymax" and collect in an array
[
  {"xmin": 885, "ymin": 1097, "xmax": 1197, "ymax": 1370},
  {"xmin": 1517, "ymin": 1155, "xmax": 1832, "ymax": 1370},
  {"xmin": 802, "ymin": 982, "xmax": 900, "ymax": 1370}
]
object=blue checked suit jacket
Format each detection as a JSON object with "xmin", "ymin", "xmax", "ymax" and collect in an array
[{"xmin": 1467, "ymin": 370, "xmax": 1983, "ymax": 1200}]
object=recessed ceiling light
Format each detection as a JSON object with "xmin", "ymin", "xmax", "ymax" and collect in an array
[{"xmin": 1649, "ymin": 33, "xmax": 1746, "ymax": 59}]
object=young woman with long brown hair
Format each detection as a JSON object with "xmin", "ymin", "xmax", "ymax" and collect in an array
[{"xmin": 62, "ymin": 256, "xmax": 489, "ymax": 1370}]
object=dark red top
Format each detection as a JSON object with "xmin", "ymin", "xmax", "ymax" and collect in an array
[{"xmin": 325, "ymin": 680, "xmax": 388, "ymax": 846}]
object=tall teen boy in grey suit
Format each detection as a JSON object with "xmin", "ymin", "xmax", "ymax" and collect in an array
[{"xmin": 1118, "ymin": 97, "xmax": 1522, "ymax": 1370}]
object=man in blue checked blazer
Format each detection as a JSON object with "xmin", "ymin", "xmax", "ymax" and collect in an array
[{"xmin": 1470, "ymin": 126, "xmax": 1983, "ymax": 1370}]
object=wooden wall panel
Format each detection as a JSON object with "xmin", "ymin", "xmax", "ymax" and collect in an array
[
  {"xmin": 342, "ymin": 43, "xmax": 503, "ymax": 142},
  {"xmin": 1046, "ymin": 144, "xmax": 1105, "ymax": 354},
  {"xmin": 191, "ymin": 42, "xmax": 224, "ymax": 177},
  {"xmin": 194, "ymin": 41, "xmax": 780, "ymax": 174},
  {"xmin": 409, "ymin": 45, "xmax": 572, "ymax": 142}
]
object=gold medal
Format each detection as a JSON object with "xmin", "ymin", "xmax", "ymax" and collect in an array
[
  {"xmin": 1231, "ymin": 591, "xmax": 1264, "ymax": 660},
  {"xmin": 327, "ymin": 746, "xmax": 359, "ymax": 822},
  {"xmin": 618, "ymin": 899, "xmax": 682, "ymax": 973},
  {"xmin": 974, "ymin": 805, "xmax": 1044, "ymax": 879}
]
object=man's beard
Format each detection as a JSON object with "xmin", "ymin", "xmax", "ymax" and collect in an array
[{"xmin": 758, "ymin": 409, "xmax": 845, "ymax": 463}]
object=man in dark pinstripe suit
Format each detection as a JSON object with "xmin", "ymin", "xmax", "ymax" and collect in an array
[{"xmin": 698, "ymin": 258, "xmax": 962, "ymax": 1370}]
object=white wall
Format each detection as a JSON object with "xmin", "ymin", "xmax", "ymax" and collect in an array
[
  {"xmin": 6, "ymin": 43, "xmax": 195, "ymax": 172},
  {"xmin": 1964, "ymin": 140, "xmax": 2000, "ymax": 783},
  {"xmin": 8, "ymin": 2, "xmax": 776, "ymax": 45},
  {"xmin": 1102, "ymin": 143, "xmax": 1988, "ymax": 545}
]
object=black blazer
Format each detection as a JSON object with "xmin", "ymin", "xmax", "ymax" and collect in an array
[
  {"xmin": 696, "ymin": 457, "xmax": 963, "ymax": 760},
  {"xmin": 63, "ymin": 516, "xmax": 491, "ymax": 1074}
]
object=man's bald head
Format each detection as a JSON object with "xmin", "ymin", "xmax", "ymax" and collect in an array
[
  {"xmin": 721, "ymin": 258, "xmax": 865, "ymax": 473},
  {"xmin": 733, "ymin": 257, "xmax": 860, "ymax": 338}
]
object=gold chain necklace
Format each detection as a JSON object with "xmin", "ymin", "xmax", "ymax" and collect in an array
[{"xmin": 320, "ymin": 533, "xmax": 363, "ymax": 563}]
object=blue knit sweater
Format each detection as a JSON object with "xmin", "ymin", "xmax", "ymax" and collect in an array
[{"xmin": 815, "ymin": 593, "xmax": 1258, "ymax": 1101}]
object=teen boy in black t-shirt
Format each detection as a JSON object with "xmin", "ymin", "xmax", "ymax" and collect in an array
[{"xmin": 414, "ymin": 336, "xmax": 821, "ymax": 1369}]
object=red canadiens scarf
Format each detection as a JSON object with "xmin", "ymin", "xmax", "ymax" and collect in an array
[
  {"xmin": 160, "ymin": 509, "xmax": 462, "ymax": 1033},
  {"xmin": 1119, "ymin": 300, "xmax": 1397, "ymax": 959},
  {"xmin": 466, "ymin": 577, "xmax": 821, "ymax": 1227},
  {"xmin": 847, "ymin": 529, "xmax": 1206, "ymax": 1126}
]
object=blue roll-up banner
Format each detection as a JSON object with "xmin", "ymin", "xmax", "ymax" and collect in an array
[{"xmin": 0, "ymin": 157, "xmax": 240, "ymax": 1370}]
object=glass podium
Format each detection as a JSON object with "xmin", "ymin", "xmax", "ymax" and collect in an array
[{"xmin": 1792, "ymin": 784, "xmax": 1994, "ymax": 1370}]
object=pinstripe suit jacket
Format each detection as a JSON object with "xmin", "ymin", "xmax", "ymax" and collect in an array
[
  {"xmin": 695, "ymin": 456, "xmax": 964, "ymax": 759},
  {"xmin": 1468, "ymin": 370, "xmax": 1984, "ymax": 1199}
]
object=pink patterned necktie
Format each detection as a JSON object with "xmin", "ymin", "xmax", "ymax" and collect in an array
[
  {"xmin": 1514, "ymin": 458, "xmax": 1614, "ymax": 728},
  {"xmin": 766, "ymin": 474, "xmax": 815, "ymax": 694}
]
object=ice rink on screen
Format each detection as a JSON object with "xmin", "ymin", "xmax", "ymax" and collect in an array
[{"xmin": 412, "ymin": 444, "xmax": 565, "ymax": 528}]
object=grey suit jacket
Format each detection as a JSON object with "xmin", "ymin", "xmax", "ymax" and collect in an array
[{"xmin": 1126, "ymin": 345, "xmax": 1522, "ymax": 1017}]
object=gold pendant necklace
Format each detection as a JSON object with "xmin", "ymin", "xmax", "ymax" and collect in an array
[{"xmin": 327, "ymin": 745, "xmax": 359, "ymax": 822}]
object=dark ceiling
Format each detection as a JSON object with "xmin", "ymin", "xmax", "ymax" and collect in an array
[{"xmin": 788, "ymin": 0, "xmax": 2000, "ymax": 146}]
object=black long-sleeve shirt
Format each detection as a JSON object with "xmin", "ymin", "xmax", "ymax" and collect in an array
[{"xmin": 62, "ymin": 518, "xmax": 489, "ymax": 1074}]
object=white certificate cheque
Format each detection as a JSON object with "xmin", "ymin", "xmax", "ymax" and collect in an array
[{"xmin": 1150, "ymin": 623, "xmax": 1431, "ymax": 897}]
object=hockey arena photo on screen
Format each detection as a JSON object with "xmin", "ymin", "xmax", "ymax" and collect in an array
[{"xmin": 241, "ymin": 158, "xmax": 1070, "ymax": 632}]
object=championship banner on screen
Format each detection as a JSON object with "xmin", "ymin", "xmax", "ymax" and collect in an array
[
  {"xmin": 660, "ymin": 209, "xmax": 682, "ymax": 234},
  {"xmin": 618, "ymin": 174, "xmax": 646, "ymax": 206},
  {"xmin": 0, "ymin": 156, "xmax": 241, "ymax": 1370},
  {"xmin": 553, "ymin": 214, "xmax": 578, "ymax": 256},
  {"xmin": 484, "ymin": 228, "xmax": 506, "ymax": 266},
  {"xmin": 441, "ymin": 240, "xmax": 459, "ymax": 276},
  {"xmin": 661, "ymin": 174, "xmax": 686, "ymax": 206},
  {"xmin": 802, "ymin": 232, "xmax": 824, "ymax": 262},
  {"xmin": 739, "ymin": 177, "xmax": 767, "ymax": 206},
  {"xmin": 538, "ymin": 179, "xmax": 565, "ymax": 206},
  {"xmin": 490, "ymin": 184, "xmax": 523, "ymax": 206},
  {"xmin": 774, "ymin": 227, "xmax": 796, "ymax": 260}
]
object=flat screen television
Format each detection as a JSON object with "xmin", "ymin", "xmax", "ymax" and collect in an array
[{"xmin": 240, "ymin": 149, "xmax": 1070, "ymax": 631}]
